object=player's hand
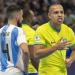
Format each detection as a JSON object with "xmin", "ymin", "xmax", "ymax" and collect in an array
[
  {"xmin": 55, "ymin": 38, "xmax": 72, "ymax": 50},
  {"xmin": 65, "ymin": 58, "xmax": 73, "ymax": 68},
  {"xmin": 16, "ymin": 66, "xmax": 28, "ymax": 75}
]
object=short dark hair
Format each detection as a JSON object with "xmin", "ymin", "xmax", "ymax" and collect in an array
[
  {"xmin": 6, "ymin": 4, "xmax": 22, "ymax": 19},
  {"xmin": 48, "ymin": 3, "xmax": 63, "ymax": 13},
  {"xmin": 23, "ymin": 10, "xmax": 31, "ymax": 23}
]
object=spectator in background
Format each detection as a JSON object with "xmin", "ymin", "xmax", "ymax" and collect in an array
[
  {"xmin": 64, "ymin": 8, "xmax": 75, "ymax": 28},
  {"xmin": 17, "ymin": 0, "xmax": 30, "ymax": 11},
  {"xmin": 0, "ymin": 0, "xmax": 4, "ymax": 9},
  {"xmin": 4, "ymin": 0, "xmax": 17, "ymax": 6},
  {"xmin": 0, "ymin": 13, "xmax": 5, "ymax": 28},
  {"xmin": 61, "ymin": 0, "xmax": 75, "ymax": 13},
  {"xmin": 0, "ymin": 8, "xmax": 6, "ymax": 28},
  {"xmin": 35, "ymin": 2, "xmax": 49, "ymax": 25}
]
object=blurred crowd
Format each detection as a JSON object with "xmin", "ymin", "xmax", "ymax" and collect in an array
[{"xmin": 0, "ymin": 0, "xmax": 75, "ymax": 31}]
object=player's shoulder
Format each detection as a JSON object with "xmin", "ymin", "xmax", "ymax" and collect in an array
[
  {"xmin": 22, "ymin": 24, "xmax": 35, "ymax": 33},
  {"xmin": 22, "ymin": 24, "xmax": 30, "ymax": 30},
  {"xmin": 0, "ymin": 26, "xmax": 5, "ymax": 31},
  {"xmin": 62, "ymin": 23, "xmax": 72, "ymax": 30},
  {"xmin": 9, "ymin": 24, "xmax": 24, "ymax": 34},
  {"xmin": 37, "ymin": 22, "xmax": 48, "ymax": 30},
  {"xmin": 62, "ymin": 23, "xmax": 73, "ymax": 33},
  {"xmin": 16, "ymin": 27, "xmax": 24, "ymax": 34}
]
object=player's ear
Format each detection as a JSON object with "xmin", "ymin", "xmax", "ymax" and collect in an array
[
  {"xmin": 48, "ymin": 13, "xmax": 51, "ymax": 19},
  {"xmin": 28, "ymin": 17, "xmax": 31, "ymax": 23},
  {"xmin": 16, "ymin": 14, "xmax": 19, "ymax": 21}
]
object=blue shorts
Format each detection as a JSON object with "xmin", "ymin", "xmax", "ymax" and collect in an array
[
  {"xmin": 66, "ymin": 47, "xmax": 72, "ymax": 58},
  {"xmin": 23, "ymin": 72, "xmax": 27, "ymax": 75},
  {"xmin": 28, "ymin": 73, "xmax": 38, "ymax": 75}
]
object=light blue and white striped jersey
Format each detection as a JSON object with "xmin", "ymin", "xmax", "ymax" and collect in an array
[{"xmin": 0, "ymin": 24, "xmax": 27, "ymax": 72}]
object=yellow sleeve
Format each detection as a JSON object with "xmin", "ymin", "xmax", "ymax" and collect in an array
[
  {"xmin": 69, "ymin": 28, "xmax": 75, "ymax": 46},
  {"xmin": 34, "ymin": 27, "xmax": 46, "ymax": 45},
  {"xmin": 28, "ymin": 35, "xmax": 34, "ymax": 45}
]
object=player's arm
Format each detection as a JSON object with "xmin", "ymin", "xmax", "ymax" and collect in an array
[
  {"xmin": 70, "ymin": 45, "xmax": 75, "ymax": 60},
  {"xmin": 28, "ymin": 45, "xmax": 39, "ymax": 71},
  {"xmin": 65, "ymin": 28, "xmax": 75, "ymax": 67},
  {"xmin": 17, "ymin": 28, "xmax": 29, "ymax": 75},
  {"xmin": 20, "ymin": 43, "xmax": 29, "ymax": 75},
  {"xmin": 66, "ymin": 45, "xmax": 75, "ymax": 67},
  {"xmin": 34, "ymin": 38, "xmax": 71, "ymax": 59}
]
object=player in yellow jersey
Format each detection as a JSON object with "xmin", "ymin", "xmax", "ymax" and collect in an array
[
  {"xmin": 22, "ymin": 10, "xmax": 38, "ymax": 75},
  {"xmin": 34, "ymin": 4, "xmax": 75, "ymax": 75}
]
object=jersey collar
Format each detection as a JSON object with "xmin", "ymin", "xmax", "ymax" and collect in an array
[{"xmin": 48, "ymin": 21, "xmax": 61, "ymax": 32}]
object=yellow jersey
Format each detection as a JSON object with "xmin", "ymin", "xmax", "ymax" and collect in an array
[
  {"xmin": 34, "ymin": 22, "xmax": 75, "ymax": 75},
  {"xmin": 22, "ymin": 24, "xmax": 37, "ymax": 73}
]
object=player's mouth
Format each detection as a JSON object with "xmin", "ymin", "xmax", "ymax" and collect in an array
[{"xmin": 57, "ymin": 18, "xmax": 63, "ymax": 22}]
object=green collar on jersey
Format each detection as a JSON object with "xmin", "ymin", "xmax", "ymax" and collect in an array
[
  {"xmin": 22, "ymin": 24, "xmax": 29, "ymax": 26},
  {"xmin": 48, "ymin": 21, "xmax": 61, "ymax": 32}
]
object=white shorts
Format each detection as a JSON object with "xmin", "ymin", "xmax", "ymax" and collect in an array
[{"xmin": 0, "ymin": 67, "xmax": 25, "ymax": 75}]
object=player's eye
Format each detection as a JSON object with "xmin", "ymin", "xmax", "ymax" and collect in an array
[
  {"xmin": 60, "ymin": 11, "xmax": 64, "ymax": 14},
  {"xmin": 54, "ymin": 11, "xmax": 58, "ymax": 14}
]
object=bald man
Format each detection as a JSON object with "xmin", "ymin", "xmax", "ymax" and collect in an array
[{"xmin": 34, "ymin": 4, "xmax": 75, "ymax": 75}]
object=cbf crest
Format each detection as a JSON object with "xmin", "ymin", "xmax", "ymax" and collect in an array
[
  {"xmin": 63, "ymin": 38, "xmax": 67, "ymax": 42},
  {"xmin": 35, "ymin": 35, "xmax": 40, "ymax": 42}
]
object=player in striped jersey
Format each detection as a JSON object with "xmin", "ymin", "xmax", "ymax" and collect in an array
[{"xmin": 0, "ymin": 5, "xmax": 29, "ymax": 75}]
